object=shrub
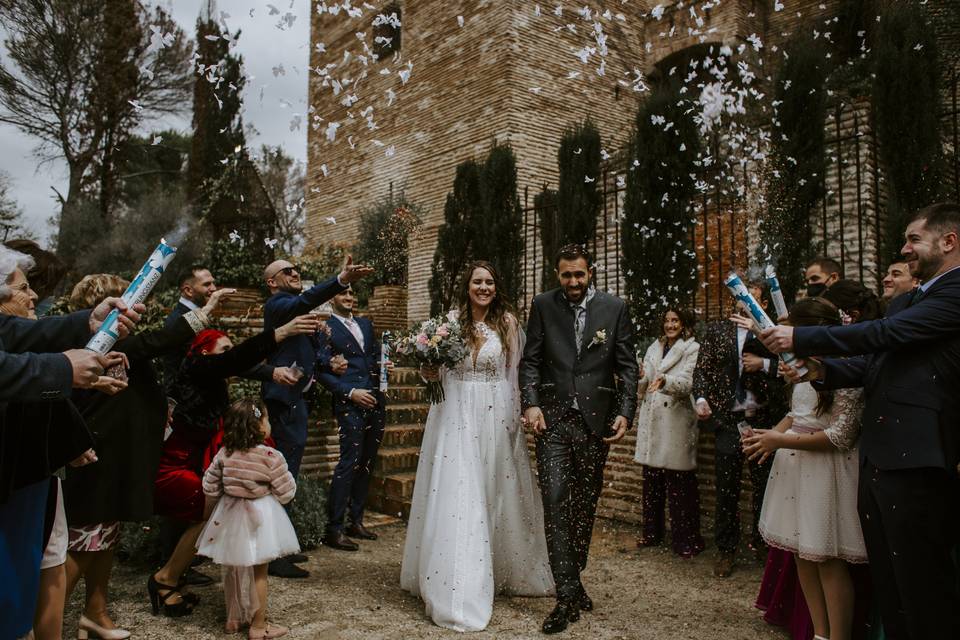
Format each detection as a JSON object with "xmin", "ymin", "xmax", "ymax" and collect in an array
[{"xmin": 287, "ymin": 474, "xmax": 328, "ymax": 550}]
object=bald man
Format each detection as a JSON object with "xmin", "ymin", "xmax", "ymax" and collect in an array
[{"xmin": 262, "ymin": 256, "xmax": 372, "ymax": 578}]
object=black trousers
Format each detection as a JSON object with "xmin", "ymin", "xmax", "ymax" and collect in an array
[
  {"xmin": 535, "ymin": 409, "xmax": 609, "ymax": 601},
  {"xmin": 326, "ymin": 401, "xmax": 385, "ymax": 533},
  {"xmin": 858, "ymin": 459, "xmax": 960, "ymax": 640},
  {"xmin": 714, "ymin": 413, "xmax": 773, "ymax": 554}
]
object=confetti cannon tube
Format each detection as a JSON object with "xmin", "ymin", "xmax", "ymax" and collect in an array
[
  {"xmin": 724, "ymin": 272, "xmax": 807, "ymax": 377},
  {"xmin": 379, "ymin": 332, "xmax": 391, "ymax": 393},
  {"xmin": 765, "ymin": 265, "xmax": 789, "ymax": 320},
  {"xmin": 86, "ymin": 240, "xmax": 177, "ymax": 354}
]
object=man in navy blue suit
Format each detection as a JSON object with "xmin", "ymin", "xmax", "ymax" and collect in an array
[
  {"xmin": 760, "ymin": 202, "xmax": 960, "ymax": 640},
  {"xmin": 316, "ymin": 286, "xmax": 391, "ymax": 551},
  {"xmin": 261, "ymin": 257, "xmax": 372, "ymax": 577},
  {"xmin": 161, "ymin": 266, "xmax": 218, "ymax": 390}
]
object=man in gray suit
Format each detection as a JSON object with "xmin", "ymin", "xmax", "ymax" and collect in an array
[{"xmin": 520, "ymin": 244, "xmax": 639, "ymax": 635}]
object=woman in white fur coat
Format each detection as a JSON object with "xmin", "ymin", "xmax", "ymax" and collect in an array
[{"xmin": 634, "ymin": 307, "xmax": 705, "ymax": 558}]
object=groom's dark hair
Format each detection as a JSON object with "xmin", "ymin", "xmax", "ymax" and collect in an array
[{"xmin": 555, "ymin": 244, "xmax": 594, "ymax": 270}]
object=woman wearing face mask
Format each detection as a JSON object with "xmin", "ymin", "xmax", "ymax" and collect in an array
[{"xmin": 633, "ymin": 306, "xmax": 704, "ymax": 558}]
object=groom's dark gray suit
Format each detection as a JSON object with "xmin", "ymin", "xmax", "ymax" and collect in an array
[{"xmin": 519, "ymin": 287, "xmax": 638, "ymax": 601}]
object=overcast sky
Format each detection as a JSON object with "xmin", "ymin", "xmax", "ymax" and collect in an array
[{"xmin": 0, "ymin": 0, "xmax": 311, "ymax": 242}]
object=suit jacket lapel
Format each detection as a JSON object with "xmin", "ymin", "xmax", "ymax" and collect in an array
[
  {"xmin": 331, "ymin": 316, "xmax": 362, "ymax": 354},
  {"xmin": 580, "ymin": 292, "xmax": 603, "ymax": 352}
]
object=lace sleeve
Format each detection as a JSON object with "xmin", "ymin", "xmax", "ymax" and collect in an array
[{"xmin": 823, "ymin": 387, "xmax": 864, "ymax": 451}]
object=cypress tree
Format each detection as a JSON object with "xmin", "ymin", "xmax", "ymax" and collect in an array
[
  {"xmin": 760, "ymin": 33, "xmax": 828, "ymax": 303},
  {"xmin": 873, "ymin": 0, "xmax": 942, "ymax": 264},
  {"xmin": 187, "ymin": 14, "xmax": 246, "ymax": 211},
  {"xmin": 477, "ymin": 142, "xmax": 523, "ymax": 306},
  {"xmin": 621, "ymin": 87, "xmax": 700, "ymax": 337},
  {"xmin": 428, "ymin": 159, "xmax": 483, "ymax": 315},
  {"xmin": 556, "ymin": 119, "xmax": 603, "ymax": 246},
  {"xmin": 535, "ymin": 186, "xmax": 559, "ymax": 291}
]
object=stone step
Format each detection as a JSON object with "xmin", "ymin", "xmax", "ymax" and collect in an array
[
  {"xmin": 386, "ymin": 403, "xmax": 429, "ymax": 426},
  {"xmin": 382, "ymin": 424, "xmax": 425, "ymax": 448},
  {"xmin": 389, "ymin": 367, "xmax": 422, "ymax": 386},
  {"xmin": 366, "ymin": 493, "xmax": 412, "ymax": 520},
  {"xmin": 369, "ymin": 471, "xmax": 417, "ymax": 500},
  {"xmin": 385, "ymin": 385, "xmax": 427, "ymax": 403},
  {"xmin": 373, "ymin": 446, "xmax": 420, "ymax": 474}
]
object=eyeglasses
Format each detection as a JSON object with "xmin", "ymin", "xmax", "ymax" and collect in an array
[{"xmin": 269, "ymin": 265, "xmax": 301, "ymax": 279}]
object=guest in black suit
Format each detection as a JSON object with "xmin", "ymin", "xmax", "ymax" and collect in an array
[
  {"xmin": 162, "ymin": 266, "xmax": 217, "ymax": 390},
  {"xmin": 520, "ymin": 244, "xmax": 639, "ymax": 634},
  {"xmin": 693, "ymin": 280, "xmax": 782, "ymax": 578},
  {"xmin": 761, "ymin": 202, "xmax": 960, "ymax": 640},
  {"xmin": 804, "ymin": 256, "xmax": 844, "ymax": 298}
]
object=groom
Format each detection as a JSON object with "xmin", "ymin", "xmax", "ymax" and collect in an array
[{"xmin": 520, "ymin": 244, "xmax": 639, "ymax": 634}]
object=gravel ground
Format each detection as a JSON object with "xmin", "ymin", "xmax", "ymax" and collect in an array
[{"xmin": 65, "ymin": 520, "xmax": 788, "ymax": 639}]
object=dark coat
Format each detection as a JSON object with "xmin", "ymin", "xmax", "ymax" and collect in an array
[
  {"xmin": 519, "ymin": 288, "xmax": 639, "ymax": 435},
  {"xmin": 63, "ymin": 316, "xmax": 196, "ymax": 525},
  {"xmin": 261, "ymin": 277, "xmax": 346, "ymax": 407},
  {"xmin": 0, "ymin": 312, "xmax": 94, "ymax": 503},
  {"xmin": 800, "ymin": 267, "xmax": 960, "ymax": 471},
  {"xmin": 692, "ymin": 320, "xmax": 782, "ymax": 454}
]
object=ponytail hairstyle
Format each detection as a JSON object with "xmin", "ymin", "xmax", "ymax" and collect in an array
[
  {"xmin": 222, "ymin": 398, "xmax": 267, "ymax": 454},
  {"xmin": 821, "ymin": 279, "xmax": 882, "ymax": 323},
  {"xmin": 787, "ymin": 297, "xmax": 841, "ymax": 415}
]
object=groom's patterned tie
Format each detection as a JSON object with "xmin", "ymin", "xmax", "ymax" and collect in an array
[{"xmin": 573, "ymin": 305, "xmax": 585, "ymax": 352}]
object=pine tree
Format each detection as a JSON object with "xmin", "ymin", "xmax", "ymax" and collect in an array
[
  {"xmin": 760, "ymin": 33, "xmax": 828, "ymax": 303},
  {"xmin": 477, "ymin": 143, "xmax": 523, "ymax": 306},
  {"xmin": 428, "ymin": 160, "xmax": 483, "ymax": 315},
  {"xmin": 557, "ymin": 119, "xmax": 602, "ymax": 246},
  {"xmin": 873, "ymin": 0, "xmax": 943, "ymax": 264},
  {"xmin": 621, "ymin": 87, "xmax": 700, "ymax": 337}
]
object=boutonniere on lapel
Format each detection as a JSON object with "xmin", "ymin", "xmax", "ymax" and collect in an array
[{"xmin": 587, "ymin": 329, "xmax": 607, "ymax": 349}]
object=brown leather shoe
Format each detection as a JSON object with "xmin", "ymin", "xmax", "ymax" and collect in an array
[
  {"xmin": 713, "ymin": 552, "xmax": 736, "ymax": 578},
  {"xmin": 345, "ymin": 523, "xmax": 378, "ymax": 541},
  {"xmin": 322, "ymin": 531, "xmax": 359, "ymax": 551}
]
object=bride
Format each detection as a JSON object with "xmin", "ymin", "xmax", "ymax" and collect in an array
[{"xmin": 400, "ymin": 260, "xmax": 554, "ymax": 632}]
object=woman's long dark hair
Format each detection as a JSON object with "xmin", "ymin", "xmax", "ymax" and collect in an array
[
  {"xmin": 787, "ymin": 297, "xmax": 841, "ymax": 415},
  {"xmin": 821, "ymin": 279, "xmax": 882, "ymax": 322},
  {"xmin": 658, "ymin": 305, "xmax": 696, "ymax": 343},
  {"xmin": 456, "ymin": 261, "xmax": 516, "ymax": 364}
]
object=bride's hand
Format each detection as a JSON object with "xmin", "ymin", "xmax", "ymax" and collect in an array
[{"xmin": 420, "ymin": 363, "xmax": 440, "ymax": 382}]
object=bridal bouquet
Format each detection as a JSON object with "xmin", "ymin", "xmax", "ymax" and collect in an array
[{"xmin": 391, "ymin": 312, "xmax": 468, "ymax": 404}]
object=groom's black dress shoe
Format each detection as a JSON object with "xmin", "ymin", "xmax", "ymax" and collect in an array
[
  {"xmin": 542, "ymin": 600, "xmax": 579, "ymax": 634},
  {"xmin": 346, "ymin": 523, "xmax": 378, "ymax": 540},
  {"xmin": 323, "ymin": 531, "xmax": 359, "ymax": 551},
  {"xmin": 286, "ymin": 553, "xmax": 308, "ymax": 564},
  {"xmin": 577, "ymin": 585, "xmax": 593, "ymax": 612}
]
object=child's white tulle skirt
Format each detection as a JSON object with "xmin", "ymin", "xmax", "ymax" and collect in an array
[{"xmin": 197, "ymin": 494, "xmax": 299, "ymax": 567}]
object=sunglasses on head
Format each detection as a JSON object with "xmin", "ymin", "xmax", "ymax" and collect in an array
[{"xmin": 271, "ymin": 265, "xmax": 301, "ymax": 279}]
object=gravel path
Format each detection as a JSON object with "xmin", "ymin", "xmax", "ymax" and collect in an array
[{"xmin": 65, "ymin": 520, "xmax": 787, "ymax": 639}]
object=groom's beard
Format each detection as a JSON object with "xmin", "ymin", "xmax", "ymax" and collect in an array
[{"xmin": 563, "ymin": 282, "xmax": 590, "ymax": 303}]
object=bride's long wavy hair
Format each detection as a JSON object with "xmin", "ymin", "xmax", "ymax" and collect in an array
[{"xmin": 456, "ymin": 260, "xmax": 516, "ymax": 364}]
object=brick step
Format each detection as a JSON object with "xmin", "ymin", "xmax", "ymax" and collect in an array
[
  {"xmin": 373, "ymin": 446, "xmax": 421, "ymax": 474},
  {"xmin": 369, "ymin": 471, "xmax": 418, "ymax": 500},
  {"xmin": 386, "ymin": 403, "xmax": 429, "ymax": 426},
  {"xmin": 388, "ymin": 367, "xmax": 422, "ymax": 386},
  {"xmin": 382, "ymin": 424, "xmax": 425, "ymax": 447},
  {"xmin": 366, "ymin": 493, "xmax": 412, "ymax": 520},
  {"xmin": 385, "ymin": 385, "xmax": 427, "ymax": 403},
  {"xmin": 300, "ymin": 459, "xmax": 337, "ymax": 476}
]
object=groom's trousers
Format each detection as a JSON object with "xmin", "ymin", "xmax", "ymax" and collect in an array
[{"xmin": 535, "ymin": 409, "xmax": 609, "ymax": 602}]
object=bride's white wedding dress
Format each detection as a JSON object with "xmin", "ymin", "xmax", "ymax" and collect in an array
[{"xmin": 400, "ymin": 321, "xmax": 554, "ymax": 632}]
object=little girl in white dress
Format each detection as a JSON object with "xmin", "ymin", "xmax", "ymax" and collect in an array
[
  {"xmin": 197, "ymin": 399, "xmax": 299, "ymax": 639},
  {"xmin": 740, "ymin": 296, "xmax": 867, "ymax": 640}
]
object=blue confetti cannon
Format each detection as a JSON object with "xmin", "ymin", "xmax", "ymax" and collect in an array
[
  {"xmin": 379, "ymin": 332, "xmax": 391, "ymax": 393},
  {"xmin": 765, "ymin": 265, "xmax": 789, "ymax": 320},
  {"xmin": 86, "ymin": 240, "xmax": 177, "ymax": 354},
  {"xmin": 724, "ymin": 272, "xmax": 807, "ymax": 377}
]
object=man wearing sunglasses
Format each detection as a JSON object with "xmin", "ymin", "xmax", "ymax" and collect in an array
[{"xmin": 261, "ymin": 256, "xmax": 373, "ymax": 578}]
